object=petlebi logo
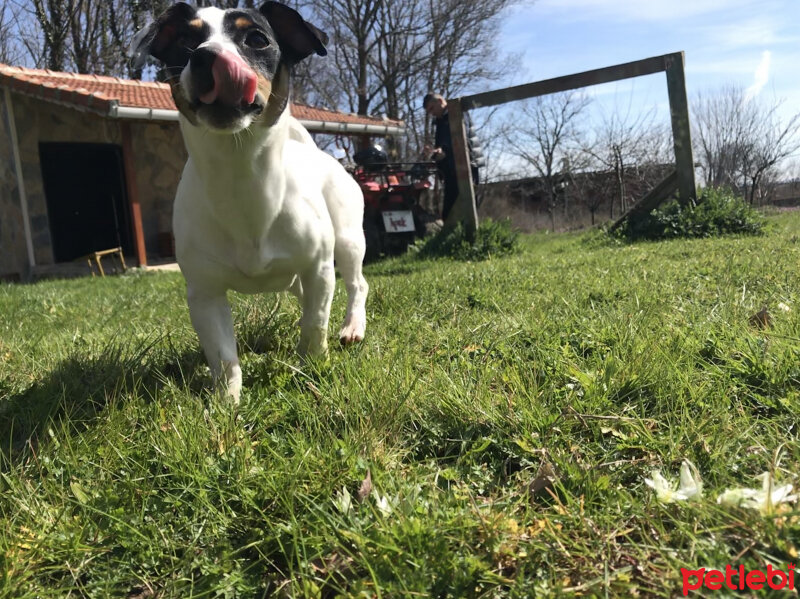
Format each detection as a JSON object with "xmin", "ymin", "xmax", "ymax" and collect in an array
[{"xmin": 681, "ymin": 564, "xmax": 795, "ymax": 595}]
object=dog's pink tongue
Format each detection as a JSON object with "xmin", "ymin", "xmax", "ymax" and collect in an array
[{"xmin": 198, "ymin": 49, "xmax": 258, "ymax": 107}]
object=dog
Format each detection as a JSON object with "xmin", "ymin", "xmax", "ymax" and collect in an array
[{"xmin": 132, "ymin": 2, "xmax": 368, "ymax": 403}]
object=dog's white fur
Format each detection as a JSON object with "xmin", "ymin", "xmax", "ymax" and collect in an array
[{"xmin": 173, "ymin": 7, "xmax": 368, "ymax": 402}]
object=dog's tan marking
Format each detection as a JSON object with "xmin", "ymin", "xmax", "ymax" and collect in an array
[
  {"xmin": 169, "ymin": 82, "xmax": 199, "ymax": 126},
  {"xmin": 256, "ymin": 73, "xmax": 272, "ymax": 106},
  {"xmin": 234, "ymin": 17, "xmax": 254, "ymax": 29},
  {"xmin": 189, "ymin": 17, "xmax": 204, "ymax": 30},
  {"xmin": 258, "ymin": 64, "xmax": 289, "ymax": 127}
]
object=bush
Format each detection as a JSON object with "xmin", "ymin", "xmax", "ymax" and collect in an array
[
  {"xmin": 414, "ymin": 218, "xmax": 519, "ymax": 261},
  {"xmin": 616, "ymin": 187, "xmax": 766, "ymax": 241}
]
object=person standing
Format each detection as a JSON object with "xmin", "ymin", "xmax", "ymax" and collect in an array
[{"xmin": 422, "ymin": 92, "xmax": 484, "ymax": 220}]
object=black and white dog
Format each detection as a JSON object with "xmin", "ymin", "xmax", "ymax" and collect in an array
[{"xmin": 133, "ymin": 2, "xmax": 368, "ymax": 403}]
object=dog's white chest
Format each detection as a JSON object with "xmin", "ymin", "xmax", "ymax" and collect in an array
[
  {"xmin": 230, "ymin": 236, "xmax": 291, "ymax": 279},
  {"xmin": 181, "ymin": 214, "xmax": 305, "ymax": 293}
]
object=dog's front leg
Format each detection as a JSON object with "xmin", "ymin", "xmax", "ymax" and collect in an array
[
  {"xmin": 296, "ymin": 260, "xmax": 336, "ymax": 358},
  {"xmin": 187, "ymin": 286, "xmax": 242, "ymax": 403},
  {"xmin": 334, "ymin": 234, "xmax": 368, "ymax": 344}
]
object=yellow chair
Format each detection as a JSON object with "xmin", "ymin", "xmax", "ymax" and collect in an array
[{"xmin": 78, "ymin": 247, "xmax": 127, "ymax": 277}]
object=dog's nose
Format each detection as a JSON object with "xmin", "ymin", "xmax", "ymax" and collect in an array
[{"xmin": 189, "ymin": 46, "xmax": 220, "ymax": 100}]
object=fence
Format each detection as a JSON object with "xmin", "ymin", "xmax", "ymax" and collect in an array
[{"xmin": 446, "ymin": 51, "xmax": 696, "ymax": 235}]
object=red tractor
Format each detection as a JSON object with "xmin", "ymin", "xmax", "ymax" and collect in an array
[{"xmin": 351, "ymin": 145, "xmax": 440, "ymax": 260}]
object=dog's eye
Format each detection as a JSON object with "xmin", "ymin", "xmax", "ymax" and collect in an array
[{"xmin": 245, "ymin": 31, "xmax": 270, "ymax": 50}]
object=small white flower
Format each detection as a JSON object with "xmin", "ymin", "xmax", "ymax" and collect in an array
[
  {"xmin": 333, "ymin": 486, "xmax": 353, "ymax": 514},
  {"xmin": 645, "ymin": 471, "xmax": 681, "ymax": 502},
  {"xmin": 716, "ymin": 487, "xmax": 760, "ymax": 506},
  {"xmin": 717, "ymin": 472, "xmax": 797, "ymax": 514},
  {"xmin": 644, "ymin": 460, "xmax": 703, "ymax": 503},
  {"xmin": 778, "ymin": 302, "xmax": 791, "ymax": 313},
  {"xmin": 678, "ymin": 460, "xmax": 704, "ymax": 500},
  {"xmin": 372, "ymin": 490, "xmax": 394, "ymax": 517}
]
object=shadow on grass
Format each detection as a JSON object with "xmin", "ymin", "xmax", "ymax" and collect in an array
[
  {"xmin": 0, "ymin": 297, "xmax": 304, "ymax": 465},
  {"xmin": 0, "ymin": 334, "xmax": 211, "ymax": 463}
]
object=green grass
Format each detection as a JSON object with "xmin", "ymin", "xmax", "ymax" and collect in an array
[{"xmin": 1, "ymin": 213, "xmax": 799, "ymax": 598}]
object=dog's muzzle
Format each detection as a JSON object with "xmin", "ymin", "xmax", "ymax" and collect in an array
[{"xmin": 189, "ymin": 46, "xmax": 262, "ymax": 114}]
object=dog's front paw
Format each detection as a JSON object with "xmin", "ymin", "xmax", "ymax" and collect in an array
[
  {"xmin": 220, "ymin": 360, "xmax": 242, "ymax": 405},
  {"xmin": 297, "ymin": 326, "xmax": 329, "ymax": 358},
  {"xmin": 339, "ymin": 314, "xmax": 366, "ymax": 345}
]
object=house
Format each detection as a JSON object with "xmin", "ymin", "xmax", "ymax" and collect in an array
[{"xmin": 0, "ymin": 64, "xmax": 405, "ymax": 281}]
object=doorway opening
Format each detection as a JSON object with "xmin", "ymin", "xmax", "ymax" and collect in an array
[{"xmin": 39, "ymin": 142, "xmax": 133, "ymax": 262}]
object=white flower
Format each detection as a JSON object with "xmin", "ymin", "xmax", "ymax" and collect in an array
[
  {"xmin": 716, "ymin": 487, "xmax": 760, "ymax": 506},
  {"xmin": 375, "ymin": 495, "xmax": 392, "ymax": 517},
  {"xmin": 717, "ymin": 472, "xmax": 797, "ymax": 514},
  {"xmin": 333, "ymin": 486, "xmax": 353, "ymax": 514},
  {"xmin": 678, "ymin": 460, "xmax": 704, "ymax": 500},
  {"xmin": 778, "ymin": 302, "xmax": 791, "ymax": 313},
  {"xmin": 645, "ymin": 471, "xmax": 680, "ymax": 503},
  {"xmin": 372, "ymin": 490, "xmax": 395, "ymax": 517},
  {"xmin": 645, "ymin": 460, "xmax": 703, "ymax": 503}
]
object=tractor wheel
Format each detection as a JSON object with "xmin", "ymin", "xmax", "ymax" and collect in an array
[{"xmin": 363, "ymin": 216, "xmax": 382, "ymax": 262}]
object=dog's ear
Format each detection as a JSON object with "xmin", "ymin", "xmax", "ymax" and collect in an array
[
  {"xmin": 130, "ymin": 2, "xmax": 198, "ymax": 70},
  {"xmin": 259, "ymin": 2, "xmax": 328, "ymax": 63}
]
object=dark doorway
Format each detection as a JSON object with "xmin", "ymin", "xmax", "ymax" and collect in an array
[{"xmin": 39, "ymin": 143, "xmax": 133, "ymax": 262}]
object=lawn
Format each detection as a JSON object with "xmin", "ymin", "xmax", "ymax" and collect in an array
[{"xmin": 0, "ymin": 213, "xmax": 798, "ymax": 598}]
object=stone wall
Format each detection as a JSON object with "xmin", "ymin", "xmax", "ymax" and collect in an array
[
  {"xmin": 0, "ymin": 92, "xmax": 186, "ymax": 277},
  {"xmin": 0, "ymin": 92, "xmax": 29, "ymax": 280},
  {"xmin": 130, "ymin": 120, "xmax": 187, "ymax": 258}
]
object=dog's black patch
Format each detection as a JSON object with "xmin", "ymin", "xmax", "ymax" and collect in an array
[
  {"xmin": 137, "ymin": 3, "xmax": 209, "ymax": 77},
  {"xmin": 259, "ymin": 2, "xmax": 328, "ymax": 63},
  {"xmin": 222, "ymin": 10, "xmax": 281, "ymax": 81}
]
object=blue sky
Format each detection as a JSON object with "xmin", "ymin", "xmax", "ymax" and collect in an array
[
  {"xmin": 479, "ymin": 0, "xmax": 800, "ymax": 178},
  {"xmin": 497, "ymin": 0, "xmax": 800, "ymax": 123}
]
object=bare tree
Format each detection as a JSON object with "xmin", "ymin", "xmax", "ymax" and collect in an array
[
  {"xmin": 299, "ymin": 0, "xmax": 383, "ymax": 117},
  {"xmin": 3, "ymin": 2, "xmax": 40, "ymax": 67},
  {"xmin": 740, "ymin": 109, "xmax": 800, "ymax": 205},
  {"xmin": 562, "ymin": 166, "xmax": 604, "ymax": 226},
  {"xmin": 70, "ymin": 0, "xmax": 120, "ymax": 75},
  {"xmin": 693, "ymin": 85, "xmax": 800, "ymax": 204},
  {"xmin": 294, "ymin": 0, "xmax": 520, "ymax": 158},
  {"xmin": 505, "ymin": 91, "xmax": 591, "ymax": 230},
  {"xmin": 5, "ymin": 0, "xmax": 172, "ymax": 76},
  {"xmin": 582, "ymin": 106, "xmax": 671, "ymax": 218},
  {"xmin": 0, "ymin": 3, "xmax": 27, "ymax": 65},
  {"xmin": 31, "ymin": 0, "xmax": 73, "ymax": 71}
]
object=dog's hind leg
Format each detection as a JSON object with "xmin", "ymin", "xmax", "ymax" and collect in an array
[
  {"xmin": 187, "ymin": 286, "xmax": 242, "ymax": 403},
  {"xmin": 335, "ymin": 232, "xmax": 368, "ymax": 345}
]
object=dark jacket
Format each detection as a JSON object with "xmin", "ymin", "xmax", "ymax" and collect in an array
[{"xmin": 433, "ymin": 110, "xmax": 485, "ymax": 183}]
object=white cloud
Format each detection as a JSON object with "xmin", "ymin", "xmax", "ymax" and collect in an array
[{"xmin": 746, "ymin": 51, "xmax": 772, "ymax": 99}]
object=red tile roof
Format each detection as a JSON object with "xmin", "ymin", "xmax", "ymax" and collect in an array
[{"xmin": 0, "ymin": 64, "xmax": 404, "ymax": 129}]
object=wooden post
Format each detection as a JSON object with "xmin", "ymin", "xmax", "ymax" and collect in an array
[
  {"xmin": 446, "ymin": 51, "xmax": 697, "ymax": 227},
  {"xmin": 609, "ymin": 170, "xmax": 678, "ymax": 232},
  {"xmin": 462, "ymin": 54, "xmax": 669, "ymax": 110},
  {"xmin": 120, "ymin": 121, "xmax": 147, "ymax": 266},
  {"xmin": 664, "ymin": 52, "xmax": 696, "ymax": 205},
  {"xmin": 445, "ymin": 98, "xmax": 478, "ymax": 238}
]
